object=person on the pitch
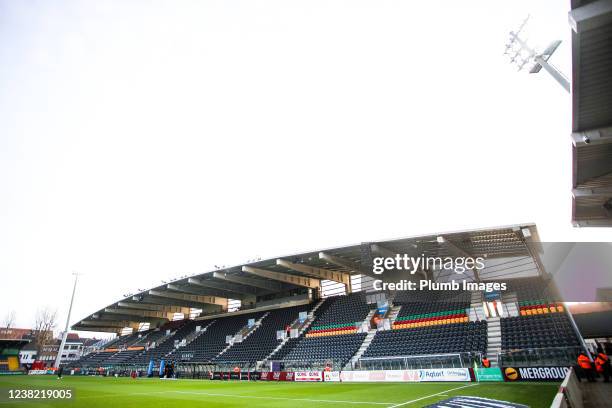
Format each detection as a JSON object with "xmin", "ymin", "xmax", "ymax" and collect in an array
[
  {"xmin": 594, "ymin": 351, "xmax": 610, "ymax": 382},
  {"xmin": 577, "ymin": 352, "xmax": 595, "ymax": 382},
  {"xmin": 482, "ymin": 356, "xmax": 491, "ymax": 368},
  {"xmin": 57, "ymin": 366, "xmax": 63, "ymax": 380}
]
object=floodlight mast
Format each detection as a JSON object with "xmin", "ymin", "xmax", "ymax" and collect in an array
[
  {"xmin": 505, "ymin": 16, "xmax": 570, "ymax": 93},
  {"xmin": 54, "ymin": 272, "xmax": 79, "ymax": 368}
]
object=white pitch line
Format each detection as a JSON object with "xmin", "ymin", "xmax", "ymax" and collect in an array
[
  {"xmin": 173, "ymin": 390, "xmax": 390, "ymax": 405},
  {"xmin": 387, "ymin": 384, "xmax": 478, "ymax": 408}
]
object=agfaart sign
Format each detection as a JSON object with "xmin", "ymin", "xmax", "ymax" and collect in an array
[{"xmin": 418, "ymin": 368, "xmax": 471, "ymax": 382}]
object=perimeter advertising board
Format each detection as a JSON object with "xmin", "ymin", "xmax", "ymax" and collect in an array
[
  {"xmin": 503, "ymin": 366, "xmax": 570, "ymax": 382},
  {"xmin": 475, "ymin": 367, "xmax": 504, "ymax": 382},
  {"xmin": 339, "ymin": 370, "xmax": 420, "ymax": 382},
  {"xmin": 418, "ymin": 368, "xmax": 471, "ymax": 382},
  {"xmin": 294, "ymin": 371, "xmax": 323, "ymax": 382},
  {"xmin": 260, "ymin": 371, "xmax": 295, "ymax": 381},
  {"xmin": 323, "ymin": 371, "xmax": 340, "ymax": 382}
]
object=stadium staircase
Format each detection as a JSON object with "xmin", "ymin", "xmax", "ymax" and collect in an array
[
  {"xmin": 501, "ymin": 292, "xmax": 520, "ymax": 317},
  {"xmin": 468, "ymin": 291, "xmax": 485, "ymax": 321},
  {"xmin": 178, "ymin": 320, "xmax": 216, "ymax": 349},
  {"xmin": 151, "ymin": 331, "xmax": 173, "ymax": 348},
  {"xmin": 387, "ymin": 305, "xmax": 402, "ymax": 325},
  {"xmin": 213, "ymin": 312, "xmax": 270, "ymax": 360},
  {"xmin": 257, "ymin": 298, "xmax": 326, "ymax": 368},
  {"xmin": 90, "ymin": 338, "xmax": 112, "ymax": 351},
  {"xmin": 345, "ymin": 328, "xmax": 377, "ymax": 370},
  {"xmin": 485, "ymin": 317, "xmax": 502, "ymax": 367}
]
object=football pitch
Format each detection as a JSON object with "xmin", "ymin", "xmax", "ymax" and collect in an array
[{"xmin": 0, "ymin": 376, "xmax": 559, "ymax": 407}]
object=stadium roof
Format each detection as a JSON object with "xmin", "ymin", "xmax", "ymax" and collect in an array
[
  {"xmin": 73, "ymin": 223, "xmax": 543, "ymax": 332},
  {"xmin": 569, "ymin": 0, "xmax": 612, "ymax": 227},
  {"xmin": 0, "ymin": 339, "xmax": 30, "ymax": 349}
]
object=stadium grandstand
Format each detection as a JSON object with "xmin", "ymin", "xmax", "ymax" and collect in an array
[{"xmin": 62, "ymin": 223, "xmax": 598, "ymax": 383}]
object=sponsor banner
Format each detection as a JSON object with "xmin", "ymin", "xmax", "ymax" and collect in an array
[
  {"xmin": 260, "ymin": 371, "xmax": 295, "ymax": 381},
  {"xmin": 475, "ymin": 367, "xmax": 504, "ymax": 382},
  {"xmin": 503, "ymin": 366, "xmax": 570, "ymax": 382},
  {"xmin": 27, "ymin": 370, "xmax": 48, "ymax": 375},
  {"xmin": 294, "ymin": 371, "xmax": 323, "ymax": 382},
  {"xmin": 323, "ymin": 371, "xmax": 340, "ymax": 382},
  {"xmin": 339, "ymin": 370, "xmax": 420, "ymax": 382},
  {"xmin": 239, "ymin": 372, "xmax": 261, "ymax": 380},
  {"xmin": 419, "ymin": 368, "xmax": 471, "ymax": 382}
]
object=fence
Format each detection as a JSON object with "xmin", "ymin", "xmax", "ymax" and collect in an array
[
  {"xmin": 354, "ymin": 353, "xmax": 477, "ymax": 370},
  {"xmin": 497, "ymin": 346, "xmax": 582, "ymax": 367}
]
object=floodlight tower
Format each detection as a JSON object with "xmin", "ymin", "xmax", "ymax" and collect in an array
[
  {"xmin": 505, "ymin": 16, "xmax": 570, "ymax": 93},
  {"xmin": 54, "ymin": 272, "xmax": 79, "ymax": 368}
]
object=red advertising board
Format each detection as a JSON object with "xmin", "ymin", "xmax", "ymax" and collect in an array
[{"xmin": 260, "ymin": 371, "xmax": 295, "ymax": 381}]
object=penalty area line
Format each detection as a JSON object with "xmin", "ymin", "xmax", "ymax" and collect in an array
[
  {"xmin": 173, "ymin": 390, "xmax": 390, "ymax": 405},
  {"xmin": 387, "ymin": 383, "xmax": 478, "ymax": 408}
]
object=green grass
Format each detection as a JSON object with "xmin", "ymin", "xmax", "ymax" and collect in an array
[{"xmin": 0, "ymin": 375, "xmax": 559, "ymax": 407}]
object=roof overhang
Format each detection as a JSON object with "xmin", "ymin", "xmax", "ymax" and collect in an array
[
  {"xmin": 73, "ymin": 223, "xmax": 543, "ymax": 332},
  {"xmin": 570, "ymin": 0, "xmax": 612, "ymax": 226}
]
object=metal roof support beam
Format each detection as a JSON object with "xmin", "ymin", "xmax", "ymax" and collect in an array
[
  {"xmin": 167, "ymin": 283, "xmax": 246, "ymax": 301},
  {"xmin": 148, "ymin": 290, "xmax": 228, "ymax": 308},
  {"xmin": 276, "ymin": 259, "xmax": 351, "ymax": 292},
  {"xmin": 569, "ymin": 0, "xmax": 612, "ymax": 33},
  {"xmin": 241, "ymin": 266, "xmax": 319, "ymax": 289},
  {"xmin": 212, "ymin": 271, "xmax": 292, "ymax": 292},
  {"xmin": 79, "ymin": 320, "xmax": 129, "ymax": 328},
  {"xmin": 187, "ymin": 277, "xmax": 258, "ymax": 296},
  {"xmin": 169, "ymin": 283, "xmax": 256, "ymax": 305},
  {"xmin": 514, "ymin": 227, "xmax": 546, "ymax": 276},
  {"xmin": 135, "ymin": 295, "xmax": 222, "ymax": 312},
  {"xmin": 437, "ymin": 236, "xmax": 480, "ymax": 282},
  {"xmin": 98, "ymin": 313, "xmax": 168, "ymax": 324},
  {"xmin": 371, "ymin": 243, "xmax": 398, "ymax": 258},
  {"xmin": 572, "ymin": 126, "xmax": 612, "ymax": 147},
  {"xmin": 318, "ymin": 252, "xmax": 376, "ymax": 278},
  {"xmin": 117, "ymin": 302, "xmax": 189, "ymax": 314},
  {"xmin": 72, "ymin": 325, "xmax": 123, "ymax": 333},
  {"xmin": 104, "ymin": 308, "xmax": 173, "ymax": 320}
]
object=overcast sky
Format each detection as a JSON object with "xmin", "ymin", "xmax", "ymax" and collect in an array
[{"xmin": 1, "ymin": 0, "xmax": 610, "ymax": 338}]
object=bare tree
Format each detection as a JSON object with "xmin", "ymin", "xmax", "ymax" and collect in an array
[
  {"xmin": 32, "ymin": 308, "xmax": 57, "ymax": 360},
  {"xmin": 2, "ymin": 310, "xmax": 16, "ymax": 330}
]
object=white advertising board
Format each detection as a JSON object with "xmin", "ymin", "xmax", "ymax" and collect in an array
[
  {"xmin": 294, "ymin": 371, "xmax": 323, "ymax": 382},
  {"xmin": 418, "ymin": 368, "xmax": 471, "ymax": 382},
  {"xmin": 339, "ymin": 370, "xmax": 420, "ymax": 382}
]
